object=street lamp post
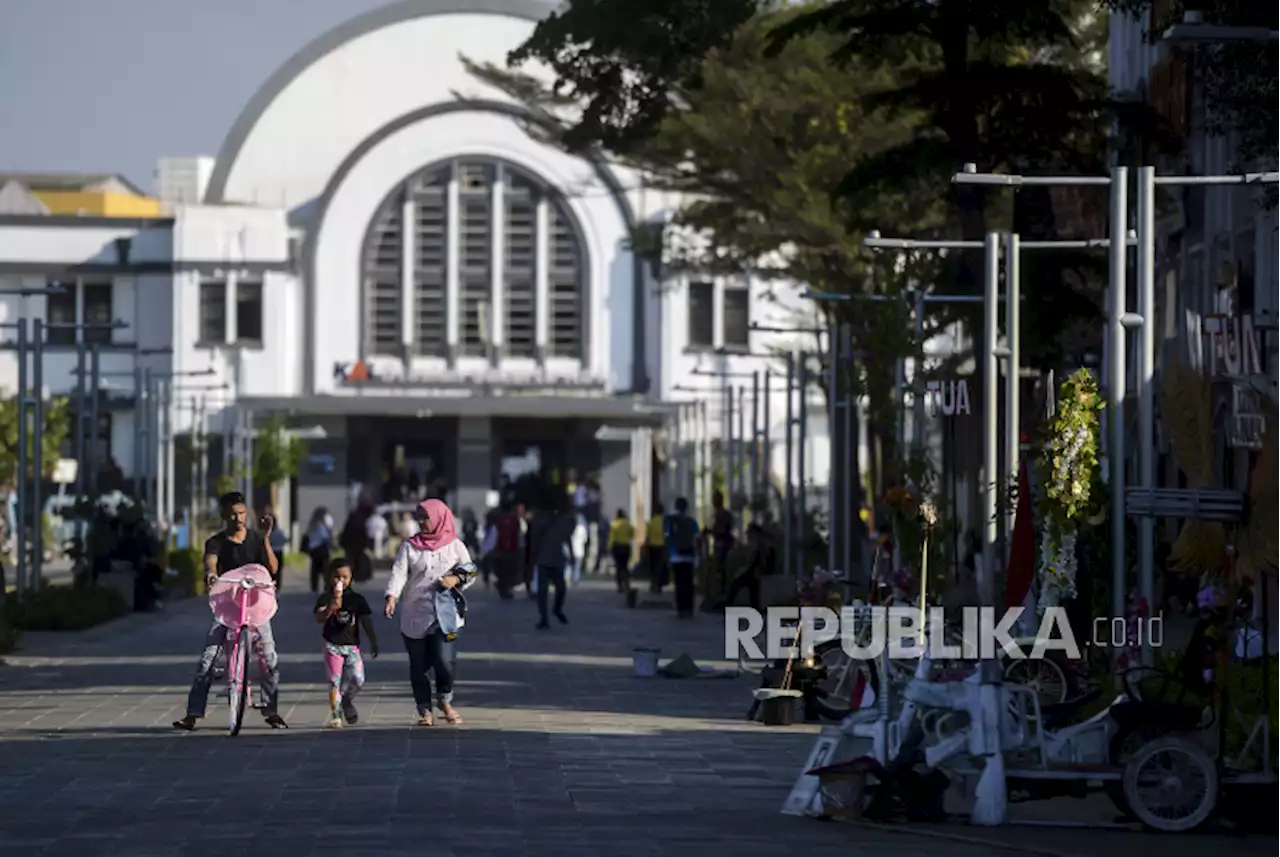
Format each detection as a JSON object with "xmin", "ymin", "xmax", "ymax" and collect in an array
[{"xmin": 955, "ymin": 163, "xmax": 1279, "ymax": 663}]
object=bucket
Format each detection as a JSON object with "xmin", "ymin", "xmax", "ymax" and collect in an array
[
  {"xmin": 632, "ymin": 647, "xmax": 661, "ymax": 677},
  {"xmin": 754, "ymin": 688, "xmax": 803, "ymax": 726}
]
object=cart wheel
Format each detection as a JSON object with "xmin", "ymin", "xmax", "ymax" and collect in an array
[
  {"xmin": 1003, "ymin": 652, "xmax": 1074, "ymax": 706},
  {"xmin": 1121, "ymin": 735, "xmax": 1218, "ymax": 832}
]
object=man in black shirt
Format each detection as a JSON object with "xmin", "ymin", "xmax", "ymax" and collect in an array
[{"xmin": 173, "ymin": 492, "xmax": 286, "ymax": 731}]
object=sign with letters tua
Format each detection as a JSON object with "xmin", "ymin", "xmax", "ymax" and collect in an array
[{"xmin": 924, "ymin": 379, "xmax": 971, "ymax": 416}]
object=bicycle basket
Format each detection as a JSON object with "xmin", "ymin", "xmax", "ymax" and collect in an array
[{"xmin": 209, "ymin": 563, "xmax": 278, "ymax": 629}]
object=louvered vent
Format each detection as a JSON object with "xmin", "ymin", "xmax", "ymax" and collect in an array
[
  {"xmin": 504, "ymin": 173, "xmax": 537, "ymax": 358},
  {"xmin": 362, "ymin": 187, "xmax": 403, "ymax": 356},
  {"xmin": 549, "ymin": 202, "xmax": 583, "ymax": 359},
  {"xmin": 412, "ymin": 166, "xmax": 449, "ymax": 357}
]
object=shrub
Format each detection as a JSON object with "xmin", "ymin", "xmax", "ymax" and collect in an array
[
  {"xmin": 168, "ymin": 547, "xmax": 204, "ymax": 597},
  {"xmin": 5, "ymin": 585, "xmax": 129, "ymax": 632}
]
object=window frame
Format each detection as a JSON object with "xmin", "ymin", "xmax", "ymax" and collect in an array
[
  {"xmin": 721, "ymin": 284, "xmax": 751, "ymax": 352},
  {"xmin": 685, "ymin": 280, "xmax": 715, "ymax": 352},
  {"xmin": 234, "ymin": 279, "xmax": 264, "ymax": 348},
  {"xmin": 197, "ymin": 279, "xmax": 228, "ymax": 347},
  {"xmin": 81, "ymin": 281, "xmax": 115, "ymax": 347},
  {"xmin": 44, "ymin": 282, "xmax": 78, "ymax": 347}
]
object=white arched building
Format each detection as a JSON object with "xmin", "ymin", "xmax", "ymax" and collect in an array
[{"xmin": 0, "ymin": 0, "xmax": 830, "ymax": 524}]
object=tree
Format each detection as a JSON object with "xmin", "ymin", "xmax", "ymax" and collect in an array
[
  {"xmin": 251, "ymin": 417, "xmax": 307, "ymax": 511},
  {"xmin": 469, "ymin": 2, "xmax": 944, "ymax": 480},
  {"xmin": 0, "ymin": 394, "xmax": 71, "ymax": 487},
  {"xmin": 1104, "ymin": 0, "xmax": 1277, "ymax": 169}
]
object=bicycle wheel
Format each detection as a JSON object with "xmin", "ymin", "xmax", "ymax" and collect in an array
[{"xmin": 228, "ymin": 626, "xmax": 251, "ymax": 736}]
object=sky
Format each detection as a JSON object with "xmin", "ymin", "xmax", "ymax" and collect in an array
[{"xmin": 0, "ymin": 0, "xmax": 395, "ymax": 190}]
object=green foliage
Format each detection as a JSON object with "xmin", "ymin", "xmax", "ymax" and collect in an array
[
  {"xmin": 0, "ymin": 393, "xmax": 72, "ymax": 486},
  {"xmin": 1036, "ymin": 368, "xmax": 1103, "ymax": 531},
  {"xmin": 504, "ymin": 0, "xmax": 760, "ymax": 152},
  {"xmin": 252, "ymin": 417, "xmax": 307, "ymax": 489},
  {"xmin": 4, "ymin": 584, "xmax": 128, "ymax": 632},
  {"xmin": 168, "ymin": 547, "xmax": 204, "ymax": 597}
]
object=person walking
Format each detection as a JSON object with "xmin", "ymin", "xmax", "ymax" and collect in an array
[
  {"xmin": 314, "ymin": 557, "xmax": 378, "ymax": 727},
  {"xmin": 644, "ymin": 502, "xmax": 668, "ymax": 593},
  {"xmin": 384, "ymin": 498, "xmax": 475, "ymax": 726},
  {"xmin": 529, "ymin": 496, "xmax": 575, "ymax": 628},
  {"xmin": 341, "ymin": 500, "xmax": 375, "ymax": 583},
  {"xmin": 707, "ymin": 491, "xmax": 735, "ymax": 596},
  {"xmin": 664, "ymin": 497, "xmax": 701, "ymax": 618},
  {"xmin": 607, "ymin": 509, "xmax": 635, "ymax": 593},
  {"xmin": 304, "ymin": 506, "xmax": 335, "ymax": 593}
]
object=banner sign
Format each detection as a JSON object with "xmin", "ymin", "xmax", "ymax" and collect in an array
[{"xmin": 332, "ymin": 360, "xmax": 605, "ymax": 396}]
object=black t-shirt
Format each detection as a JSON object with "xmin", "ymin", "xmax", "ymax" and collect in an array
[
  {"xmin": 315, "ymin": 590, "xmax": 372, "ymax": 647},
  {"xmin": 205, "ymin": 530, "xmax": 271, "ymax": 580}
]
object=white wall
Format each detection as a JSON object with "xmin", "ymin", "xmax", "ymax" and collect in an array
[{"xmin": 218, "ymin": 13, "xmax": 547, "ymax": 209}]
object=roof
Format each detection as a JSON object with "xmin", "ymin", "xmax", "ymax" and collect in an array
[{"xmin": 0, "ymin": 171, "xmax": 147, "ymax": 196}]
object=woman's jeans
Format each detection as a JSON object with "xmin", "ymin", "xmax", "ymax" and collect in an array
[
  {"xmin": 186, "ymin": 620, "xmax": 279, "ymax": 717},
  {"xmin": 403, "ymin": 631, "xmax": 455, "ymax": 714},
  {"xmin": 536, "ymin": 564, "xmax": 567, "ymax": 622}
]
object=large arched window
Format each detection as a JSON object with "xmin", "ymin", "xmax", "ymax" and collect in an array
[{"xmin": 359, "ymin": 157, "xmax": 586, "ymax": 363}]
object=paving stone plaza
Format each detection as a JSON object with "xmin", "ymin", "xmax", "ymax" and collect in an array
[{"xmin": 1, "ymin": 574, "xmax": 1274, "ymax": 857}]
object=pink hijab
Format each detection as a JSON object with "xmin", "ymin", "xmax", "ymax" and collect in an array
[{"xmin": 407, "ymin": 498, "xmax": 458, "ymax": 552}]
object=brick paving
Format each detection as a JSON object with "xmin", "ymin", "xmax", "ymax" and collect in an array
[{"xmin": 0, "ymin": 571, "xmax": 1274, "ymax": 857}]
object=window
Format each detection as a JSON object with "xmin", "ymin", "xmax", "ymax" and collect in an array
[
  {"xmin": 723, "ymin": 286, "xmax": 750, "ymax": 349},
  {"xmin": 412, "ymin": 166, "xmax": 449, "ymax": 357},
  {"xmin": 364, "ymin": 190, "xmax": 403, "ymax": 356},
  {"xmin": 359, "ymin": 157, "xmax": 587, "ymax": 363},
  {"xmin": 548, "ymin": 204, "xmax": 583, "ymax": 359},
  {"xmin": 82, "ymin": 282, "xmax": 114, "ymax": 346},
  {"xmin": 45, "ymin": 283, "xmax": 77, "ymax": 346},
  {"xmin": 198, "ymin": 280, "xmax": 226, "ymax": 344},
  {"xmin": 687, "ymin": 281, "xmax": 714, "ymax": 349},
  {"xmin": 504, "ymin": 174, "xmax": 537, "ymax": 358},
  {"xmin": 236, "ymin": 281, "xmax": 263, "ymax": 344}
]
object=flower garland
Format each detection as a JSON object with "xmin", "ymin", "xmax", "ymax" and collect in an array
[{"xmin": 1035, "ymin": 370, "xmax": 1102, "ymax": 612}]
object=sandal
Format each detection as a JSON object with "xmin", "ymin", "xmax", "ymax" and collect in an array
[
  {"xmin": 439, "ymin": 707, "xmax": 463, "ymax": 725},
  {"xmin": 326, "ymin": 716, "xmax": 344, "ymax": 729},
  {"xmin": 172, "ymin": 715, "xmax": 197, "ymax": 732},
  {"xmin": 416, "ymin": 712, "xmax": 435, "ymax": 726}
]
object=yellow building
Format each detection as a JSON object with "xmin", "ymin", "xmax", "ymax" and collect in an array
[{"xmin": 0, "ymin": 172, "xmax": 161, "ymax": 217}]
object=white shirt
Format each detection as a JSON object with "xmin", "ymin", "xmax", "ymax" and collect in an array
[{"xmin": 385, "ymin": 538, "xmax": 473, "ymax": 639}]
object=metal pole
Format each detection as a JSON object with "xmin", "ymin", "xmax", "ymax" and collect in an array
[
  {"xmin": 140, "ymin": 367, "xmax": 152, "ymax": 508},
  {"xmin": 762, "ymin": 369, "xmax": 772, "ymax": 515},
  {"xmin": 31, "ymin": 319, "xmax": 44, "ymax": 588},
  {"xmin": 736, "ymin": 386, "xmax": 746, "ymax": 517},
  {"xmin": 244, "ymin": 409, "xmax": 255, "ymax": 508},
  {"xmin": 797, "ymin": 354, "xmax": 808, "ymax": 578},
  {"xmin": 15, "ymin": 320, "xmax": 28, "ymax": 594},
  {"xmin": 1108, "ymin": 166, "xmax": 1129, "ymax": 623},
  {"xmin": 74, "ymin": 339, "xmax": 86, "ymax": 502},
  {"xmin": 132, "ymin": 365, "xmax": 144, "ymax": 497},
  {"xmin": 1005, "ymin": 232, "xmax": 1022, "ymax": 558},
  {"xmin": 784, "ymin": 353, "xmax": 795, "ymax": 580},
  {"xmin": 727, "ymin": 383, "xmax": 737, "ymax": 511},
  {"xmin": 1136, "ymin": 167, "xmax": 1156, "ymax": 663},
  {"xmin": 912, "ymin": 291, "xmax": 926, "ymax": 454},
  {"xmin": 164, "ymin": 380, "xmax": 175, "ymax": 533},
  {"xmin": 974, "ymin": 230, "xmax": 1006, "ymax": 827},
  {"xmin": 840, "ymin": 324, "xmax": 854, "ymax": 580},
  {"xmin": 980, "ymin": 234, "xmax": 1001, "ymax": 609},
  {"xmin": 198, "ymin": 395, "xmax": 209, "ymax": 517},
  {"xmin": 88, "ymin": 345, "xmax": 101, "ymax": 496},
  {"xmin": 827, "ymin": 319, "xmax": 839, "ymax": 575},
  {"xmin": 751, "ymin": 371, "xmax": 760, "ymax": 514}
]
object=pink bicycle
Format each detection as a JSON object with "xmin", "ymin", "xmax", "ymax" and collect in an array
[{"xmin": 208, "ymin": 563, "xmax": 277, "ymax": 736}]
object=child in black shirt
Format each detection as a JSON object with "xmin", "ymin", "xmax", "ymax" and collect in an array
[{"xmin": 314, "ymin": 558, "xmax": 379, "ymax": 727}]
